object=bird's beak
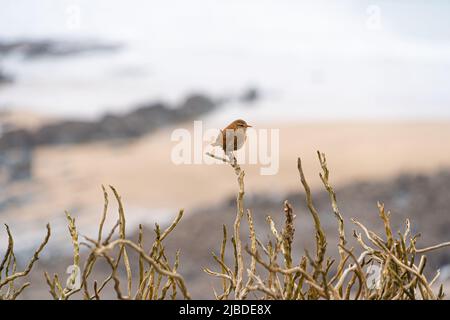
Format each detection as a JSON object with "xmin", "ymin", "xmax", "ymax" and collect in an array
[{"xmin": 246, "ymin": 124, "xmax": 252, "ymax": 128}]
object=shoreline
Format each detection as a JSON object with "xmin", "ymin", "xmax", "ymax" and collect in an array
[
  {"xmin": 1, "ymin": 120, "xmax": 450, "ymax": 255},
  {"xmin": 33, "ymin": 120, "xmax": 450, "ymax": 208}
]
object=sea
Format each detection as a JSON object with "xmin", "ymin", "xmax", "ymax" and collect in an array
[{"xmin": 0, "ymin": 0, "xmax": 450, "ymax": 122}]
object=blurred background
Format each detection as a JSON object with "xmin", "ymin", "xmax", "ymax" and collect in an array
[{"xmin": 1, "ymin": 0, "xmax": 450, "ymax": 298}]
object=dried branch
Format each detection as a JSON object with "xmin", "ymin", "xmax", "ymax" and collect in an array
[
  {"xmin": 0, "ymin": 224, "xmax": 51, "ymax": 299},
  {"xmin": 204, "ymin": 150, "xmax": 449, "ymax": 300}
]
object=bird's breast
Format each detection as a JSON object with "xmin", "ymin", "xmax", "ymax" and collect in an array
[{"xmin": 222, "ymin": 129, "xmax": 247, "ymax": 151}]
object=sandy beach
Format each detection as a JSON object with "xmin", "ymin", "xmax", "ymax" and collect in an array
[{"xmin": 7, "ymin": 120, "xmax": 446, "ymax": 224}]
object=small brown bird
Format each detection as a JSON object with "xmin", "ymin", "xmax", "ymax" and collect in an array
[{"xmin": 212, "ymin": 119, "xmax": 252, "ymax": 154}]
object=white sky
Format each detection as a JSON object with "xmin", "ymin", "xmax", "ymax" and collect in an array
[{"xmin": 1, "ymin": 0, "xmax": 450, "ymax": 119}]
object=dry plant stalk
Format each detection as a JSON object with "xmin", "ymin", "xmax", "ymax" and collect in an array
[
  {"xmin": 205, "ymin": 151, "xmax": 449, "ymax": 300},
  {"xmin": 3, "ymin": 150, "xmax": 450, "ymax": 300},
  {"xmin": 44, "ymin": 185, "xmax": 190, "ymax": 300},
  {"xmin": 44, "ymin": 212, "xmax": 81, "ymax": 300},
  {"xmin": 0, "ymin": 224, "xmax": 51, "ymax": 300},
  {"xmin": 204, "ymin": 151, "xmax": 246, "ymax": 299}
]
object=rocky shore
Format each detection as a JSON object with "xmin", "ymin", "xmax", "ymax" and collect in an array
[
  {"xmin": 0, "ymin": 38, "xmax": 122, "ymax": 60},
  {"xmin": 0, "ymin": 94, "xmax": 217, "ymax": 149},
  {"xmin": 0, "ymin": 93, "xmax": 218, "ymax": 183}
]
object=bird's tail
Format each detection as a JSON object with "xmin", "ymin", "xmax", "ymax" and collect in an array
[{"xmin": 211, "ymin": 129, "xmax": 223, "ymax": 147}]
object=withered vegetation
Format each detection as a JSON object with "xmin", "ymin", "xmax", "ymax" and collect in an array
[
  {"xmin": 45, "ymin": 185, "xmax": 190, "ymax": 300},
  {"xmin": 1, "ymin": 151, "xmax": 450, "ymax": 299},
  {"xmin": 204, "ymin": 151, "xmax": 450, "ymax": 300},
  {"xmin": 0, "ymin": 224, "xmax": 50, "ymax": 300}
]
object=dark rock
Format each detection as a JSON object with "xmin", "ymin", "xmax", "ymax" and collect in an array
[
  {"xmin": 0, "ymin": 93, "xmax": 217, "ymax": 150},
  {"xmin": 0, "ymin": 147, "xmax": 33, "ymax": 182},
  {"xmin": 0, "ymin": 39, "xmax": 122, "ymax": 60},
  {"xmin": 175, "ymin": 94, "xmax": 216, "ymax": 118},
  {"xmin": 34, "ymin": 121, "xmax": 98, "ymax": 144},
  {"xmin": 0, "ymin": 129, "xmax": 35, "ymax": 149},
  {"xmin": 239, "ymin": 87, "xmax": 260, "ymax": 104},
  {"xmin": 122, "ymin": 102, "xmax": 175, "ymax": 136},
  {"xmin": 0, "ymin": 68, "xmax": 13, "ymax": 85}
]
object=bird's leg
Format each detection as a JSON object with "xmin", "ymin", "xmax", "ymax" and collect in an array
[{"xmin": 226, "ymin": 151, "xmax": 238, "ymax": 167}]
